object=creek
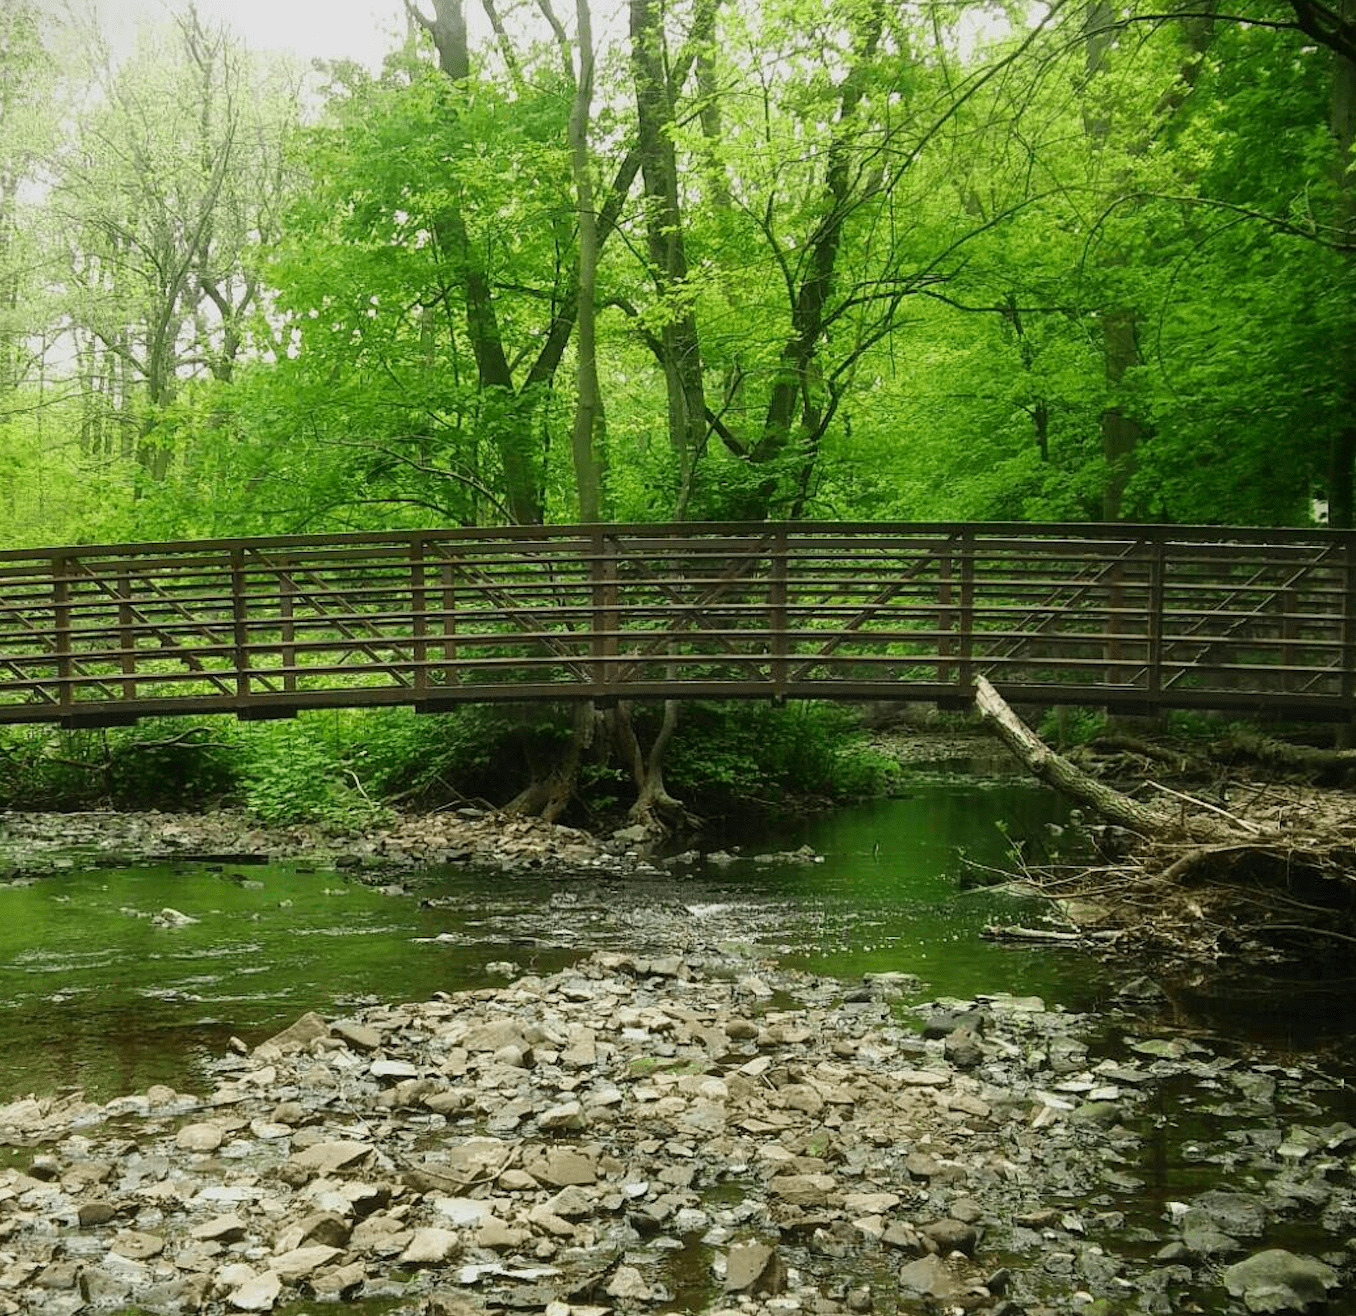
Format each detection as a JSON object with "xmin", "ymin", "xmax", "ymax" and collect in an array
[
  {"xmin": 0, "ymin": 768, "xmax": 1096, "ymax": 1105},
  {"xmin": 5, "ymin": 767, "xmax": 1356, "ymax": 1314}
]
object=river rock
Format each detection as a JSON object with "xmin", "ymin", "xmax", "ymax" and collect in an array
[
  {"xmin": 192, "ymin": 1214, "xmax": 248, "ymax": 1242},
  {"xmin": 310, "ymin": 1261, "xmax": 367, "ymax": 1297},
  {"xmin": 1193, "ymin": 1189, "xmax": 1267, "ymax": 1239},
  {"xmin": 606, "ymin": 1265, "xmax": 652, "ymax": 1299},
  {"xmin": 769, "ymin": 1173, "xmax": 838, "ymax": 1206},
  {"xmin": 944, "ymin": 1027, "xmax": 984, "ymax": 1069},
  {"xmin": 332, "ymin": 1020, "xmax": 382, "ymax": 1051},
  {"xmin": 922, "ymin": 1218, "xmax": 978, "ymax": 1257},
  {"xmin": 540, "ymin": 1100, "xmax": 587, "ymax": 1131},
  {"xmin": 110, "ymin": 1229, "xmax": 165, "ymax": 1260},
  {"xmin": 153, "ymin": 907, "xmax": 199, "ymax": 928},
  {"xmin": 477, "ymin": 1215, "xmax": 529, "ymax": 1249},
  {"xmin": 77, "ymin": 1200, "xmax": 118, "ymax": 1226},
  {"xmin": 725, "ymin": 1241, "xmax": 787, "ymax": 1294},
  {"xmin": 1222, "ymin": 1249, "xmax": 1339, "ymax": 1312},
  {"xmin": 898, "ymin": 1253, "xmax": 963, "ymax": 1301},
  {"xmin": 270, "ymin": 1244, "xmax": 342, "ymax": 1281},
  {"xmin": 176, "ymin": 1122, "xmax": 225, "ymax": 1152},
  {"xmin": 401, "ymin": 1227, "xmax": 459, "ymax": 1265},
  {"xmin": 286, "ymin": 1140, "xmax": 376, "ymax": 1178},
  {"xmin": 256, "ymin": 1011, "xmax": 329, "ymax": 1056},
  {"xmin": 526, "ymin": 1146, "xmax": 598, "ymax": 1186},
  {"xmin": 226, "ymin": 1268, "xmax": 283, "ymax": 1312}
]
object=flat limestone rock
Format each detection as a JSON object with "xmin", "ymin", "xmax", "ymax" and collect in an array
[
  {"xmin": 725, "ymin": 1241, "xmax": 786, "ymax": 1294},
  {"xmin": 270, "ymin": 1244, "xmax": 342, "ymax": 1281},
  {"xmin": 310, "ymin": 1261, "xmax": 367, "ymax": 1297},
  {"xmin": 899, "ymin": 1254, "xmax": 962, "ymax": 1301},
  {"xmin": 525, "ymin": 1147, "xmax": 598, "ymax": 1187},
  {"xmin": 400, "ymin": 1227, "xmax": 459, "ymax": 1265},
  {"xmin": 892, "ymin": 1068, "xmax": 950, "ymax": 1087},
  {"xmin": 110, "ymin": 1230, "xmax": 165, "ymax": 1261},
  {"xmin": 228, "ymin": 1268, "xmax": 283, "ymax": 1312},
  {"xmin": 255, "ymin": 1012, "xmax": 329, "ymax": 1057},
  {"xmin": 286, "ymin": 1141, "xmax": 375, "ymax": 1177},
  {"xmin": 332, "ymin": 1021, "xmax": 382, "ymax": 1051},
  {"xmin": 190, "ymin": 1214, "xmax": 248, "ymax": 1243}
]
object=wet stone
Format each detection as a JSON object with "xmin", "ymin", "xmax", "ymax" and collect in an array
[
  {"xmin": 922, "ymin": 1218, "xmax": 978, "ymax": 1257},
  {"xmin": 1223, "ymin": 1249, "xmax": 1340, "ymax": 1313}
]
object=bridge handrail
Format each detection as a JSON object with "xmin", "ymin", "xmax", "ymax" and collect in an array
[{"xmin": 0, "ymin": 521, "xmax": 1349, "ymax": 727}]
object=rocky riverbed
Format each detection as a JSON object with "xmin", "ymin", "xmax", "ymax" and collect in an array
[
  {"xmin": 0, "ymin": 808, "xmax": 630, "ymax": 881},
  {"xmin": 1, "ymin": 950, "xmax": 1351, "ymax": 1316}
]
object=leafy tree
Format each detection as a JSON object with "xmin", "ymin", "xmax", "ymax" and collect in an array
[{"xmin": 47, "ymin": 7, "xmax": 301, "ymax": 492}]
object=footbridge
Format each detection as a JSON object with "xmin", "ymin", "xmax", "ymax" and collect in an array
[{"xmin": 0, "ymin": 521, "xmax": 1351, "ymax": 728}]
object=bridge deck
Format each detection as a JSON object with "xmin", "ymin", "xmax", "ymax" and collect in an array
[{"xmin": 0, "ymin": 521, "xmax": 1350, "ymax": 727}]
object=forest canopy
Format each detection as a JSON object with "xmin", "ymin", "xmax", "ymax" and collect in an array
[{"xmin": 1, "ymin": 0, "xmax": 1353, "ymax": 546}]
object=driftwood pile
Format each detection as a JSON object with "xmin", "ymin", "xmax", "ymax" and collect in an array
[{"xmin": 973, "ymin": 677, "xmax": 1356, "ymax": 968}]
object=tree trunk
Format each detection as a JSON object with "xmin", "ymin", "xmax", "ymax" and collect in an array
[
  {"xmin": 974, "ymin": 677, "xmax": 1233, "ymax": 842},
  {"xmin": 630, "ymin": 0, "xmax": 708, "ymax": 513},
  {"xmin": 610, "ymin": 698, "xmax": 699, "ymax": 835},
  {"xmin": 744, "ymin": 1, "xmax": 884, "ymax": 518},
  {"xmin": 504, "ymin": 701, "xmax": 597, "ymax": 822},
  {"xmin": 1330, "ymin": 0, "xmax": 1356, "ymax": 526},
  {"xmin": 566, "ymin": 0, "xmax": 605, "ymax": 523}
]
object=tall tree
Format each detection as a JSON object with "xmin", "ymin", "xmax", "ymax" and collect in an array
[{"xmin": 50, "ymin": 7, "xmax": 299, "ymax": 483}]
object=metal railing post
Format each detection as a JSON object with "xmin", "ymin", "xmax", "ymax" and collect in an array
[
  {"xmin": 278, "ymin": 556, "xmax": 297, "ymax": 695},
  {"xmin": 411, "ymin": 539, "xmax": 427, "ymax": 700},
  {"xmin": 938, "ymin": 540, "xmax": 954, "ymax": 686},
  {"xmin": 1147, "ymin": 537, "xmax": 1165, "ymax": 702},
  {"xmin": 53, "ymin": 554, "xmax": 72, "ymax": 716},
  {"xmin": 959, "ymin": 530, "xmax": 975, "ymax": 694},
  {"xmin": 117, "ymin": 573, "xmax": 137, "ymax": 701},
  {"xmin": 769, "ymin": 528, "xmax": 789, "ymax": 696},
  {"xmin": 231, "ymin": 548, "xmax": 250, "ymax": 703},
  {"xmin": 1343, "ymin": 535, "xmax": 1356, "ymax": 719}
]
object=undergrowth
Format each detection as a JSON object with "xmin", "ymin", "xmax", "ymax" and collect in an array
[{"xmin": 0, "ymin": 700, "xmax": 898, "ymax": 828}]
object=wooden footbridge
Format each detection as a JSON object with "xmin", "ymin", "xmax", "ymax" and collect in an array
[{"xmin": 0, "ymin": 521, "xmax": 1351, "ymax": 728}]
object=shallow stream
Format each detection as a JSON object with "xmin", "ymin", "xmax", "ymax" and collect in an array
[
  {"xmin": 5, "ymin": 768, "xmax": 1356, "ymax": 1313},
  {"xmin": 0, "ymin": 770, "xmax": 1098, "ymax": 1103}
]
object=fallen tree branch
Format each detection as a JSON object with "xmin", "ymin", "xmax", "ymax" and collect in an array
[
  {"xmin": 982, "ymin": 924, "xmax": 1123, "ymax": 944},
  {"xmin": 1145, "ymin": 780, "xmax": 1263, "ymax": 834},
  {"xmin": 973, "ymin": 678, "xmax": 1234, "ymax": 842}
]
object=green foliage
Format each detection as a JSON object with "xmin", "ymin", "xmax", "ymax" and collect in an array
[
  {"xmin": 3, "ymin": 0, "xmax": 1355, "ymax": 546},
  {"xmin": 237, "ymin": 717, "xmax": 392, "ymax": 831},
  {"xmin": 665, "ymin": 701, "xmax": 900, "ymax": 816},
  {"xmin": 1037, "ymin": 706, "xmax": 1108, "ymax": 749},
  {"xmin": 0, "ymin": 721, "xmax": 239, "ymax": 810}
]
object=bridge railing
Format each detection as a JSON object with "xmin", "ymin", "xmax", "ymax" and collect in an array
[{"xmin": 0, "ymin": 522, "xmax": 1350, "ymax": 726}]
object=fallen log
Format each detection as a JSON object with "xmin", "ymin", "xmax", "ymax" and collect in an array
[
  {"xmin": 973, "ymin": 677, "xmax": 1236, "ymax": 843},
  {"xmin": 982, "ymin": 923, "xmax": 1122, "ymax": 944},
  {"xmin": 1214, "ymin": 727, "xmax": 1356, "ymax": 781}
]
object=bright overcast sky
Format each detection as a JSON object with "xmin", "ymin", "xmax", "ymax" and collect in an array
[{"xmin": 76, "ymin": 0, "xmax": 409, "ymax": 66}]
